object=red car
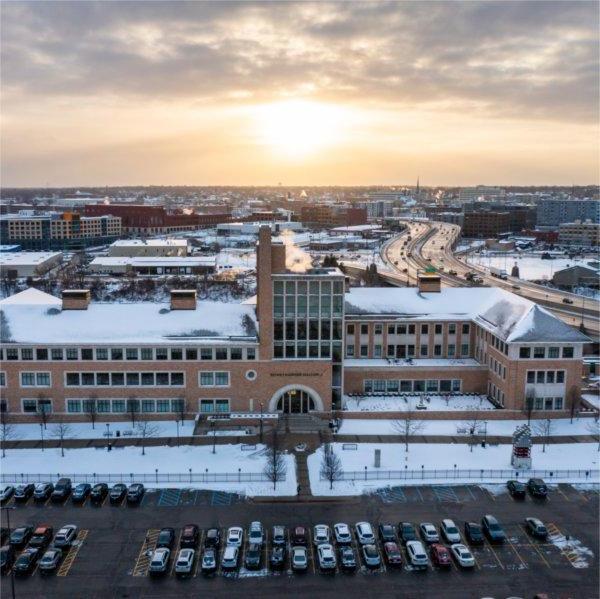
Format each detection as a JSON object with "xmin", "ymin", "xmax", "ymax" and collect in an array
[
  {"xmin": 430, "ymin": 543, "xmax": 452, "ymax": 568},
  {"xmin": 383, "ymin": 542, "xmax": 403, "ymax": 567},
  {"xmin": 291, "ymin": 526, "xmax": 308, "ymax": 546}
]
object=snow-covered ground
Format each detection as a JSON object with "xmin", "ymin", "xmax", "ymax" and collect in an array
[
  {"xmin": 342, "ymin": 394, "xmax": 495, "ymax": 413},
  {"xmin": 1, "ymin": 444, "xmax": 297, "ymax": 497},
  {"xmin": 338, "ymin": 417, "xmax": 600, "ymax": 437},
  {"xmin": 582, "ymin": 393, "xmax": 600, "ymax": 410},
  {"xmin": 308, "ymin": 442, "xmax": 599, "ymax": 496}
]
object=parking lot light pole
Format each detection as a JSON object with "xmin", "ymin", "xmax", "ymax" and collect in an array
[
  {"xmin": 39, "ymin": 423, "xmax": 44, "ymax": 452},
  {"xmin": 106, "ymin": 423, "xmax": 111, "ymax": 451},
  {"xmin": 1, "ymin": 506, "xmax": 16, "ymax": 599}
]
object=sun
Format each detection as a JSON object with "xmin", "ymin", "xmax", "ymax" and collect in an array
[{"xmin": 253, "ymin": 100, "xmax": 346, "ymax": 158}]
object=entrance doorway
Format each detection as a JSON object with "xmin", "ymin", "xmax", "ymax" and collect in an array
[{"xmin": 275, "ymin": 389, "xmax": 316, "ymax": 414}]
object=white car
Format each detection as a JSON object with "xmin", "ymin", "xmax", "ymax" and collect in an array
[
  {"xmin": 226, "ymin": 526, "xmax": 244, "ymax": 547},
  {"xmin": 249, "ymin": 521, "xmax": 264, "ymax": 545},
  {"xmin": 317, "ymin": 544, "xmax": 336, "ymax": 571},
  {"xmin": 333, "ymin": 523, "xmax": 352, "ymax": 544},
  {"xmin": 313, "ymin": 524, "xmax": 330, "ymax": 546},
  {"xmin": 221, "ymin": 545, "xmax": 239, "ymax": 570},
  {"xmin": 149, "ymin": 547, "xmax": 170, "ymax": 574},
  {"xmin": 355, "ymin": 522, "xmax": 375, "ymax": 545},
  {"xmin": 406, "ymin": 540, "xmax": 429, "ymax": 570},
  {"xmin": 291, "ymin": 546, "xmax": 308, "ymax": 571},
  {"xmin": 174, "ymin": 548, "xmax": 195, "ymax": 575},
  {"xmin": 53, "ymin": 525, "xmax": 78, "ymax": 548},
  {"xmin": 451, "ymin": 543, "xmax": 475, "ymax": 568},
  {"xmin": 441, "ymin": 519, "xmax": 461, "ymax": 544},
  {"xmin": 419, "ymin": 522, "xmax": 439, "ymax": 544}
]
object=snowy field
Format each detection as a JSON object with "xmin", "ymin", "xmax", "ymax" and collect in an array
[
  {"xmin": 338, "ymin": 417, "xmax": 600, "ymax": 437},
  {"xmin": 308, "ymin": 442, "xmax": 599, "ymax": 496},
  {"xmin": 342, "ymin": 394, "xmax": 495, "ymax": 413},
  {"xmin": 0, "ymin": 444, "xmax": 297, "ymax": 497}
]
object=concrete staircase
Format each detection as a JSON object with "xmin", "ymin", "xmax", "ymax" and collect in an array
[
  {"xmin": 277, "ymin": 414, "xmax": 330, "ymax": 434},
  {"xmin": 295, "ymin": 451, "xmax": 312, "ymax": 498}
]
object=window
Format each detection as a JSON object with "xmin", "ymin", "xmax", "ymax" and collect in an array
[
  {"xmin": 230, "ymin": 348, "xmax": 243, "ymax": 360},
  {"xmin": 440, "ymin": 379, "xmax": 452, "ymax": 392},
  {"xmin": 555, "ymin": 397, "xmax": 563, "ymax": 410},
  {"xmin": 364, "ymin": 380, "xmax": 373, "ymax": 393},
  {"xmin": 97, "ymin": 372, "xmax": 109, "ymax": 385},
  {"xmin": 171, "ymin": 399, "xmax": 184, "ymax": 413},
  {"xmin": 215, "ymin": 348, "xmax": 228, "ymax": 360},
  {"xmin": 562, "ymin": 347, "xmax": 574, "ymax": 358},
  {"xmin": 157, "ymin": 400, "xmax": 170, "ymax": 413},
  {"xmin": 460, "ymin": 344, "xmax": 469, "ymax": 356},
  {"xmin": 81, "ymin": 372, "xmax": 95, "ymax": 386},
  {"xmin": 22, "ymin": 399, "xmax": 38, "ymax": 413},
  {"xmin": 346, "ymin": 345, "xmax": 355, "ymax": 357},
  {"xmin": 546, "ymin": 371, "xmax": 555, "ymax": 383},
  {"xmin": 36, "ymin": 348, "xmax": 48, "ymax": 360},
  {"xmin": 20, "ymin": 372, "xmax": 50, "ymax": 387},
  {"xmin": 156, "ymin": 348, "xmax": 168, "ymax": 360},
  {"xmin": 0, "ymin": 373, "xmax": 5, "ymax": 387},
  {"xmin": 400, "ymin": 380, "xmax": 412, "ymax": 392},
  {"xmin": 519, "ymin": 347, "xmax": 531, "ymax": 359},
  {"xmin": 426, "ymin": 379, "xmax": 439, "ymax": 392},
  {"xmin": 434, "ymin": 345, "xmax": 442, "ymax": 357},
  {"xmin": 66, "ymin": 373, "xmax": 80, "ymax": 386},
  {"xmin": 360, "ymin": 324, "xmax": 369, "ymax": 335},
  {"xmin": 386, "ymin": 380, "xmax": 399, "ymax": 392},
  {"xmin": 186, "ymin": 348, "xmax": 198, "ymax": 360},
  {"xmin": 214, "ymin": 372, "xmax": 229, "ymax": 386},
  {"xmin": 200, "ymin": 348, "xmax": 213, "ymax": 360},
  {"xmin": 374, "ymin": 345, "xmax": 382, "ymax": 358},
  {"xmin": 66, "ymin": 348, "xmax": 78, "ymax": 360},
  {"xmin": 126, "ymin": 348, "xmax": 139, "ymax": 360},
  {"xmin": 346, "ymin": 324, "xmax": 355, "ymax": 335},
  {"xmin": 452, "ymin": 380, "xmax": 461, "ymax": 392},
  {"xmin": 527, "ymin": 371, "xmax": 535, "ymax": 383},
  {"xmin": 67, "ymin": 400, "xmax": 82, "ymax": 413},
  {"xmin": 374, "ymin": 380, "xmax": 386, "ymax": 392},
  {"xmin": 154, "ymin": 372, "xmax": 168, "ymax": 386},
  {"xmin": 387, "ymin": 325, "xmax": 395, "ymax": 335},
  {"xmin": 374, "ymin": 324, "xmax": 383, "ymax": 335},
  {"xmin": 111, "ymin": 348, "xmax": 123, "ymax": 360},
  {"xmin": 462, "ymin": 324, "xmax": 470, "ymax": 335},
  {"xmin": 533, "ymin": 347, "xmax": 545, "ymax": 359},
  {"xmin": 21, "ymin": 372, "xmax": 35, "ymax": 386},
  {"xmin": 421, "ymin": 324, "xmax": 429, "ymax": 335},
  {"xmin": 112, "ymin": 400, "xmax": 126, "ymax": 413},
  {"xmin": 447, "ymin": 344, "xmax": 455, "ymax": 357},
  {"xmin": 544, "ymin": 397, "xmax": 553, "ymax": 410},
  {"xmin": 170, "ymin": 373, "xmax": 184, "ymax": 386},
  {"xmin": 200, "ymin": 399, "xmax": 215, "ymax": 413},
  {"xmin": 215, "ymin": 399, "xmax": 229, "ymax": 413},
  {"xmin": 141, "ymin": 348, "xmax": 153, "ymax": 360},
  {"xmin": 413, "ymin": 380, "xmax": 425, "ymax": 392},
  {"xmin": 21, "ymin": 348, "xmax": 33, "ymax": 360},
  {"xmin": 51, "ymin": 348, "xmax": 63, "ymax": 360},
  {"xmin": 246, "ymin": 348, "xmax": 256, "ymax": 360},
  {"xmin": 534, "ymin": 397, "xmax": 543, "ymax": 410},
  {"xmin": 80, "ymin": 348, "xmax": 93, "ymax": 360},
  {"xmin": 360, "ymin": 345, "xmax": 368, "ymax": 357},
  {"xmin": 420, "ymin": 344, "xmax": 428, "ymax": 357},
  {"xmin": 6, "ymin": 349, "xmax": 18, "ymax": 360},
  {"xmin": 96, "ymin": 348, "xmax": 108, "ymax": 360},
  {"xmin": 398, "ymin": 324, "xmax": 407, "ymax": 335},
  {"xmin": 111, "ymin": 372, "xmax": 124, "ymax": 386},
  {"xmin": 536, "ymin": 371, "xmax": 545, "ymax": 383},
  {"xmin": 548, "ymin": 347, "xmax": 559, "ymax": 359},
  {"xmin": 126, "ymin": 373, "xmax": 140, "ymax": 386},
  {"xmin": 142, "ymin": 400, "xmax": 155, "ymax": 413},
  {"xmin": 141, "ymin": 373, "xmax": 154, "ymax": 385},
  {"xmin": 97, "ymin": 400, "xmax": 111, "ymax": 413},
  {"xmin": 448, "ymin": 324, "xmax": 456, "ymax": 335},
  {"xmin": 435, "ymin": 324, "xmax": 442, "ymax": 335},
  {"xmin": 556, "ymin": 371, "xmax": 565, "ymax": 383},
  {"xmin": 408, "ymin": 324, "xmax": 416, "ymax": 335},
  {"xmin": 200, "ymin": 372, "xmax": 214, "ymax": 386}
]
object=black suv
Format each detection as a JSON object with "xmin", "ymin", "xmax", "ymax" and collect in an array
[
  {"xmin": 51, "ymin": 478, "xmax": 72, "ymax": 502},
  {"xmin": 204, "ymin": 528, "xmax": 221, "ymax": 548},
  {"xmin": 378, "ymin": 524, "xmax": 396, "ymax": 543},
  {"xmin": 507, "ymin": 480, "xmax": 526, "ymax": 499},
  {"xmin": 33, "ymin": 482, "xmax": 54, "ymax": 502},
  {"xmin": 245, "ymin": 544, "xmax": 261, "ymax": 570},
  {"xmin": 90, "ymin": 483, "xmax": 108, "ymax": 503},
  {"xmin": 156, "ymin": 528, "xmax": 175, "ymax": 549},
  {"xmin": 109, "ymin": 483, "xmax": 127, "ymax": 504},
  {"xmin": 464, "ymin": 522, "xmax": 484, "ymax": 545},
  {"xmin": 126, "ymin": 483, "xmax": 145, "ymax": 504},
  {"xmin": 398, "ymin": 522, "xmax": 417, "ymax": 544},
  {"xmin": 14, "ymin": 484, "xmax": 35, "ymax": 502},
  {"xmin": 481, "ymin": 515, "xmax": 506, "ymax": 543},
  {"xmin": 9, "ymin": 526, "xmax": 33, "ymax": 548},
  {"xmin": 180, "ymin": 525, "xmax": 199, "ymax": 548},
  {"xmin": 71, "ymin": 483, "xmax": 92, "ymax": 503},
  {"xmin": 527, "ymin": 478, "xmax": 548, "ymax": 499}
]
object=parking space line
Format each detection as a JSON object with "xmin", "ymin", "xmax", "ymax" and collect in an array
[
  {"xmin": 465, "ymin": 486, "xmax": 477, "ymax": 501},
  {"xmin": 132, "ymin": 529, "xmax": 159, "ymax": 577},
  {"xmin": 555, "ymin": 487, "xmax": 571, "ymax": 502},
  {"xmin": 193, "ymin": 530, "xmax": 204, "ymax": 577},
  {"xmin": 487, "ymin": 543, "xmax": 505, "ymax": 569},
  {"xmin": 505, "ymin": 537, "xmax": 528, "ymax": 569},
  {"xmin": 518, "ymin": 526, "xmax": 550, "ymax": 569},
  {"xmin": 57, "ymin": 529, "xmax": 89, "ymax": 577},
  {"xmin": 414, "ymin": 486, "xmax": 423, "ymax": 502}
]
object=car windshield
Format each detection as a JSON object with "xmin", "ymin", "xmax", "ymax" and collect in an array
[
  {"xmin": 489, "ymin": 522, "xmax": 500, "ymax": 531},
  {"xmin": 446, "ymin": 526, "xmax": 458, "ymax": 533}
]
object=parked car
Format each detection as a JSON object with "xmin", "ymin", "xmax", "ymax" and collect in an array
[
  {"xmin": 291, "ymin": 546, "xmax": 308, "ymax": 571},
  {"xmin": 204, "ymin": 528, "xmax": 221, "ymax": 548},
  {"xmin": 313, "ymin": 524, "xmax": 330, "ymax": 546},
  {"xmin": 14, "ymin": 548, "xmax": 39, "ymax": 576},
  {"xmin": 245, "ymin": 543, "xmax": 262, "ymax": 570},
  {"xmin": 14, "ymin": 484, "xmax": 35, "ymax": 502},
  {"xmin": 201, "ymin": 548, "xmax": 217, "ymax": 573},
  {"xmin": 1, "ymin": 486, "xmax": 15, "ymax": 503},
  {"xmin": 109, "ymin": 483, "xmax": 127, "ymax": 504},
  {"xmin": 148, "ymin": 548, "xmax": 170, "ymax": 575},
  {"xmin": 28, "ymin": 526, "xmax": 53, "ymax": 551},
  {"xmin": 272, "ymin": 525, "xmax": 286, "ymax": 546},
  {"xmin": 482, "ymin": 515, "xmax": 506, "ymax": 543},
  {"xmin": 270, "ymin": 545, "xmax": 286, "ymax": 570},
  {"xmin": 355, "ymin": 522, "xmax": 375, "ymax": 545},
  {"xmin": 9, "ymin": 526, "xmax": 33, "ymax": 548},
  {"xmin": 156, "ymin": 528, "xmax": 176, "ymax": 549},
  {"xmin": 90, "ymin": 483, "xmax": 108, "ymax": 503},
  {"xmin": 507, "ymin": 480, "xmax": 526, "ymax": 499},
  {"xmin": 383, "ymin": 542, "xmax": 402, "ymax": 567},
  {"xmin": 419, "ymin": 522, "xmax": 439, "ymax": 544},
  {"xmin": 292, "ymin": 526, "xmax": 308, "ymax": 546},
  {"xmin": 362, "ymin": 544, "xmax": 381, "ymax": 569},
  {"xmin": 406, "ymin": 540, "xmax": 429, "ymax": 570},
  {"xmin": 441, "ymin": 519, "xmax": 461, "ymax": 544},
  {"xmin": 226, "ymin": 527, "xmax": 243, "ymax": 547},
  {"xmin": 399, "ymin": 522, "xmax": 417, "ymax": 544},
  {"xmin": 450, "ymin": 543, "xmax": 475, "ymax": 568},
  {"xmin": 378, "ymin": 523, "xmax": 396, "ymax": 543},
  {"xmin": 339, "ymin": 545, "xmax": 357, "ymax": 571},
  {"xmin": 33, "ymin": 483, "xmax": 54, "ymax": 501},
  {"xmin": 333, "ymin": 523, "xmax": 352, "ymax": 544},
  {"xmin": 525, "ymin": 518, "xmax": 548, "ymax": 540},
  {"xmin": 53, "ymin": 525, "xmax": 78, "ymax": 548},
  {"xmin": 0, "ymin": 545, "xmax": 15, "ymax": 574},
  {"xmin": 221, "ymin": 546, "xmax": 239, "ymax": 570},
  {"xmin": 71, "ymin": 483, "xmax": 91, "ymax": 503},
  {"xmin": 38, "ymin": 548, "xmax": 63, "ymax": 573},
  {"xmin": 528, "ymin": 478, "xmax": 548, "ymax": 499},
  {"xmin": 317, "ymin": 544, "xmax": 336, "ymax": 571},
  {"xmin": 51, "ymin": 478, "xmax": 72, "ymax": 502},
  {"xmin": 464, "ymin": 522, "xmax": 484, "ymax": 545},
  {"xmin": 126, "ymin": 483, "xmax": 145, "ymax": 504},
  {"xmin": 248, "ymin": 521, "xmax": 264, "ymax": 545},
  {"xmin": 180, "ymin": 524, "xmax": 200, "ymax": 548},
  {"xmin": 430, "ymin": 543, "xmax": 452, "ymax": 568},
  {"xmin": 174, "ymin": 548, "xmax": 195, "ymax": 576}
]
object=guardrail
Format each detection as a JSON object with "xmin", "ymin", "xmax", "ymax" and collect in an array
[{"xmin": 321, "ymin": 468, "xmax": 599, "ymax": 482}]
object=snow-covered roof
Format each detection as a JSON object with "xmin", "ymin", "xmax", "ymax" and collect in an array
[
  {"xmin": 90, "ymin": 256, "xmax": 216, "ymax": 267},
  {"xmin": 0, "ymin": 252, "xmax": 63, "ymax": 266},
  {"xmin": 110, "ymin": 239, "xmax": 187, "ymax": 247},
  {"xmin": 0, "ymin": 288, "xmax": 257, "ymax": 344}
]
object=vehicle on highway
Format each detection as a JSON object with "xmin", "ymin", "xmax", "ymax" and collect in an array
[
  {"xmin": 272, "ymin": 525, "xmax": 286, "ymax": 546},
  {"xmin": 109, "ymin": 483, "xmax": 127, "ymax": 504},
  {"xmin": 482, "ymin": 515, "xmax": 506, "ymax": 543},
  {"xmin": 180, "ymin": 524, "xmax": 200, "ymax": 548},
  {"xmin": 1, "ymin": 486, "xmax": 15, "ymax": 503},
  {"xmin": 419, "ymin": 522, "xmax": 439, "ymax": 544},
  {"xmin": 313, "ymin": 524, "xmax": 330, "ymax": 546},
  {"xmin": 149, "ymin": 547, "xmax": 170, "ymax": 575},
  {"xmin": 333, "ymin": 523, "xmax": 352, "ymax": 544},
  {"xmin": 51, "ymin": 478, "xmax": 72, "ymax": 502},
  {"xmin": 90, "ymin": 483, "xmax": 108, "ymax": 503},
  {"xmin": 71, "ymin": 483, "xmax": 91, "ymax": 503},
  {"xmin": 490, "ymin": 267, "xmax": 508, "ymax": 280},
  {"xmin": 248, "ymin": 521, "xmax": 264, "ymax": 545},
  {"xmin": 512, "ymin": 285, "xmax": 521, "ymax": 291},
  {"xmin": 430, "ymin": 543, "xmax": 451, "ymax": 568},
  {"xmin": 562, "ymin": 298, "xmax": 573, "ymax": 304},
  {"xmin": 339, "ymin": 545, "xmax": 356, "ymax": 571},
  {"xmin": 383, "ymin": 542, "xmax": 402, "ymax": 567},
  {"xmin": 226, "ymin": 526, "xmax": 243, "ymax": 547},
  {"xmin": 33, "ymin": 483, "xmax": 54, "ymax": 501},
  {"xmin": 204, "ymin": 528, "xmax": 221, "ymax": 548},
  {"xmin": 38, "ymin": 548, "xmax": 63, "ymax": 573},
  {"xmin": 10, "ymin": 526, "xmax": 34, "ymax": 548},
  {"xmin": 507, "ymin": 480, "xmax": 526, "ymax": 499},
  {"xmin": 245, "ymin": 543, "xmax": 262, "ymax": 569},
  {"xmin": 441, "ymin": 519, "xmax": 461, "ymax": 544},
  {"xmin": 525, "ymin": 518, "xmax": 548, "ymax": 539},
  {"xmin": 174, "ymin": 548, "xmax": 195, "ymax": 576},
  {"xmin": 270, "ymin": 545, "xmax": 286, "ymax": 570},
  {"xmin": 355, "ymin": 522, "xmax": 375, "ymax": 545},
  {"xmin": 14, "ymin": 547, "xmax": 39, "ymax": 576},
  {"xmin": 156, "ymin": 528, "xmax": 176, "ymax": 549},
  {"xmin": 448, "ymin": 270, "xmax": 457, "ymax": 276},
  {"xmin": 450, "ymin": 543, "xmax": 475, "ymax": 568},
  {"xmin": 28, "ymin": 526, "xmax": 53, "ymax": 551},
  {"xmin": 201, "ymin": 548, "xmax": 217, "ymax": 573},
  {"xmin": 53, "ymin": 525, "xmax": 78, "ymax": 548},
  {"xmin": 527, "ymin": 478, "xmax": 548, "ymax": 498},
  {"xmin": 292, "ymin": 526, "xmax": 308, "ymax": 546},
  {"xmin": 221, "ymin": 546, "xmax": 239, "ymax": 570},
  {"xmin": 291, "ymin": 546, "xmax": 308, "ymax": 571},
  {"xmin": 399, "ymin": 522, "xmax": 417, "ymax": 544},
  {"xmin": 14, "ymin": 483, "xmax": 35, "ymax": 502},
  {"xmin": 317, "ymin": 543, "xmax": 336, "ymax": 571},
  {"xmin": 406, "ymin": 540, "xmax": 429, "ymax": 570},
  {"xmin": 464, "ymin": 522, "xmax": 484, "ymax": 545},
  {"xmin": 126, "ymin": 483, "xmax": 144, "ymax": 504},
  {"xmin": 0, "ymin": 545, "xmax": 15, "ymax": 574},
  {"xmin": 378, "ymin": 523, "xmax": 396, "ymax": 543}
]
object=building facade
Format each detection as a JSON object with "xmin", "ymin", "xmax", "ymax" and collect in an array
[
  {"xmin": 536, "ymin": 198, "xmax": 600, "ymax": 228},
  {"xmin": 558, "ymin": 220, "xmax": 600, "ymax": 247}
]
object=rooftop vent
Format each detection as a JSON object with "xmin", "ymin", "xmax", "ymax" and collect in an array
[
  {"xmin": 170, "ymin": 289, "xmax": 197, "ymax": 310},
  {"xmin": 417, "ymin": 273, "xmax": 441, "ymax": 293},
  {"xmin": 62, "ymin": 289, "xmax": 90, "ymax": 310}
]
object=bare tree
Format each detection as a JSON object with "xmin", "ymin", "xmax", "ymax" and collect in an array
[
  {"xmin": 392, "ymin": 402, "xmax": 426, "ymax": 452},
  {"xmin": 568, "ymin": 386, "xmax": 580, "ymax": 424},
  {"xmin": 263, "ymin": 429, "xmax": 287, "ymax": 490},
  {"xmin": 585, "ymin": 418, "xmax": 600, "ymax": 451},
  {"xmin": 533, "ymin": 419, "xmax": 555, "ymax": 453},
  {"xmin": 0, "ymin": 413, "xmax": 20, "ymax": 458},
  {"xmin": 51, "ymin": 422, "xmax": 75, "ymax": 458},
  {"xmin": 524, "ymin": 389, "xmax": 536, "ymax": 426},
  {"xmin": 127, "ymin": 397, "xmax": 139, "ymax": 427},
  {"xmin": 459, "ymin": 405, "xmax": 483, "ymax": 452},
  {"xmin": 319, "ymin": 443, "xmax": 344, "ymax": 490},
  {"xmin": 174, "ymin": 397, "xmax": 186, "ymax": 425},
  {"xmin": 84, "ymin": 395, "xmax": 98, "ymax": 430},
  {"xmin": 134, "ymin": 419, "xmax": 160, "ymax": 456}
]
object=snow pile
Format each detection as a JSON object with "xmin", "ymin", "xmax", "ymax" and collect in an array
[{"xmin": 547, "ymin": 530, "xmax": 595, "ymax": 569}]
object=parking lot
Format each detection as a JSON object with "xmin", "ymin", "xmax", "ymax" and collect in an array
[{"xmin": 1, "ymin": 483, "xmax": 598, "ymax": 598}]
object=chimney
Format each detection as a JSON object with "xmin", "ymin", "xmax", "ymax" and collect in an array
[
  {"xmin": 62, "ymin": 289, "xmax": 91, "ymax": 310},
  {"xmin": 170, "ymin": 289, "xmax": 197, "ymax": 310},
  {"xmin": 417, "ymin": 273, "xmax": 441, "ymax": 293}
]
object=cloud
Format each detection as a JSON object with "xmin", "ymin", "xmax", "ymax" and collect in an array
[{"xmin": 1, "ymin": 0, "xmax": 598, "ymax": 122}]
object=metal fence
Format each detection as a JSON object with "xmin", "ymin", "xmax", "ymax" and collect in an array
[
  {"xmin": 321, "ymin": 468, "xmax": 599, "ymax": 482},
  {"xmin": 1, "ymin": 471, "xmax": 283, "ymax": 484}
]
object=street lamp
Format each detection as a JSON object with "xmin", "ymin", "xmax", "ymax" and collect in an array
[
  {"xmin": 106, "ymin": 423, "xmax": 111, "ymax": 452},
  {"xmin": 1, "ymin": 506, "xmax": 16, "ymax": 599},
  {"xmin": 40, "ymin": 423, "xmax": 44, "ymax": 452}
]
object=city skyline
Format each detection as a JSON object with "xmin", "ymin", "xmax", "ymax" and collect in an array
[{"xmin": 1, "ymin": 1, "xmax": 599, "ymax": 187}]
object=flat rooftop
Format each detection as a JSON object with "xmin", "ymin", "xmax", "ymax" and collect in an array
[
  {"xmin": 0, "ymin": 251, "xmax": 62, "ymax": 266},
  {"xmin": 110, "ymin": 239, "xmax": 188, "ymax": 247},
  {"xmin": 91, "ymin": 256, "xmax": 216, "ymax": 267}
]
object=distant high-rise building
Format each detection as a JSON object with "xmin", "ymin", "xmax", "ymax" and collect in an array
[
  {"xmin": 536, "ymin": 198, "xmax": 600, "ymax": 227},
  {"xmin": 458, "ymin": 186, "xmax": 506, "ymax": 204}
]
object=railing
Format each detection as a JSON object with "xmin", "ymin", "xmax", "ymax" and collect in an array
[
  {"xmin": 321, "ymin": 468, "xmax": 599, "ymax": 482},
  {"xmin": 1, "ymin": 471, "xmax": 283, "ymax": 484}
]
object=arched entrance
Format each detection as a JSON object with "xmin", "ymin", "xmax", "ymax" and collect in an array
[{"xmin": 268, "ymin": 385, "xmax": 324, "ymax": 413}]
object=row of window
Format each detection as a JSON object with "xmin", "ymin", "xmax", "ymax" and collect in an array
[
  {"xmin": 519, "ymin": 346, "xmax": 574, "ymax": 359},
  {"xmin": 273, "ymin": 280, "xmax": 344, "ymax": 295},
  {"xmin": 347, "ymin": 343, "xmax": 470, "ymax": 359},
  {"xmin": 363, "ymin": 379, "xmax": 462, "ymax": 393},
  {"xmin": 348, "ymin": 323, "xmax": 470, "ymax": 337},
  {"xmin": 273, "ymin": 295, "xmax": 344, "ymax": 318},
  {"xmin": 488, "ymin": 382, "xmax": 505, "ymax": 407},
  {"xmin": 489, "ymin": 356, "xmax": 506, "ymax": 380},
  {"xmin": 526, "ymin": 370, "xmax": 566, "ymax": 384},
  {"xmin": 273, "ymin": 341, "xmax": 342, "ymax": 361},
  {"xmin": 476, "ymin": 326, "xmax": 509, "ymax": 356},
  {"xmin": 2, "ymin": 346, "xmax": 256, "ymax": 362},
  {"xmin": 273, "ymin": 319, "xmax": 343, "ymax": 341},
  {"xmin": 532, "ymin": 397, "xmax": 564, "ymax": 411}
]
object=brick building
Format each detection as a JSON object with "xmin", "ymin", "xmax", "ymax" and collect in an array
[
  {"xmin": 299, "ymin": 205, "xmax": 367, "ymax": 230},
  {"xmin": 462, "ymin": 211, "xmax": 512, "ymax": 238}
]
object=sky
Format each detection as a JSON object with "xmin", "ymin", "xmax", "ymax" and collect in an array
[{"xmin": 1, "ymin": 1, "xmax": 598, "ymax": 187}]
